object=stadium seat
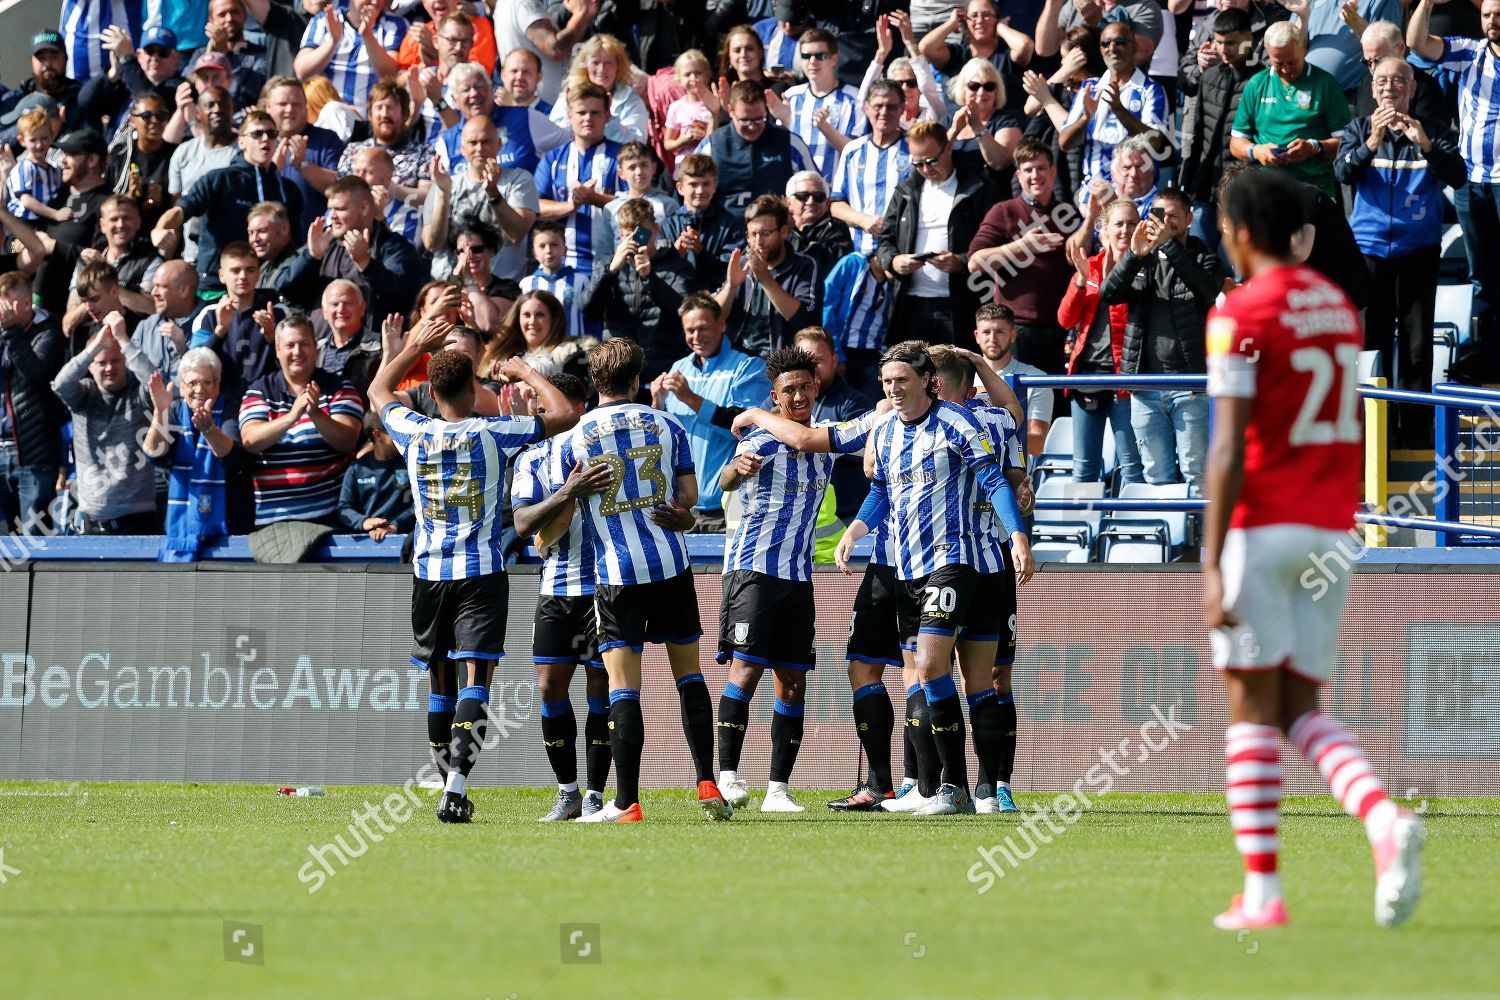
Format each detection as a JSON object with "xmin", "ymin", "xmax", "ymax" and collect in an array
[
  {"xmin": 1032, "ymin": 416, "xmax": 1074, "ymax": 489},
  {"xmin": 1097, "ymin": 483, "xmax": 1192, "ymax": 563},
  {"xmin": 1031, "ymin": 478, "xmax": 1104, "ymax": 563}
]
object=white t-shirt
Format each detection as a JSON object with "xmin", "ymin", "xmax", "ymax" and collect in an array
[
  {"xmin": 495, "ymin": 0, "xmax": 566, "ymax": 106},
  {"xmin": 990, "ymin": 356, "xmax": 1054, "ymax": 426},
  {"xmin": 909, "ymin": 170, "xmax": 957, "ymax": 298}
]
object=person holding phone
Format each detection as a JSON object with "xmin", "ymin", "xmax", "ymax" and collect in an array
[{"xmin": 1228, "ymin": 21, "xmax": 1351, "ymax": 200}]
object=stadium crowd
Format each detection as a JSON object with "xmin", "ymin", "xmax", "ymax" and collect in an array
[{"xmin": 0, "ymin": 0, "xmax": 1495, "ymax": 550}]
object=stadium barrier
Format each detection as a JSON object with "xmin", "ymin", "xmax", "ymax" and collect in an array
[{"xmin": 1, "ymin": 562, "xmax": 1496, "ymax": 796}]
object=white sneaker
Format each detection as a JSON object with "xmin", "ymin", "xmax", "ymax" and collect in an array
[
  {"xmin": 577, "ymin": 801, "xmax": 642, "ymax": 823},
  {"xmin": 913, "ymin": 783, "xmax": 971, "ymax": 816},
  {"xmin": 1373, "ymin": 809, "xmax": 1425, "ymax": 928},
  {"xmin": 721, "ymin": 777, "xmax": 751, "ymax": 809},
  {"xmin": 880, "ymin": 784, "xmax": 933, "ymax": 813},
  {"xmin": 760, "ymin": 787, "xmax": 805, "ymax": 813}
]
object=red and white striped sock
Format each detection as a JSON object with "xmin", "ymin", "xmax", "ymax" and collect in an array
[
  {"xmin": 1289, "ymin": 710, "xmax": 1398, "ymax": 843},
  {"xmin": 1226, "ymin": 722, "xmax": 1282, "ymax": 910}
]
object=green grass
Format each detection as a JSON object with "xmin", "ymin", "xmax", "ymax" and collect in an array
[{"xmin": 1, "ymin": 783, "xmax": 1498, "ymax": 999}]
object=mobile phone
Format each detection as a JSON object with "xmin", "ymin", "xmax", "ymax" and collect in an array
[
  {"xmin": 1269, "ymin": 144, "xmax": 1291, "ymax": 157},
  {"xmin": 913, "ymin": 251, "xmax": 940, "ymax": 262},
  {"xmin": 1149, "ymin": 206, "xmax": 1166, "ymax": 222},
  {"xmin": 630, "ymin": 225, "xmax": 652, "ymax": 247}
]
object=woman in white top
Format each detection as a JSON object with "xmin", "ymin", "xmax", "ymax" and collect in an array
[{"xmin": 548, "ymin": 34, "xmax": 651, "ymax": 145}]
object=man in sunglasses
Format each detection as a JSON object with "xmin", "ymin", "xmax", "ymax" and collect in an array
[
  {"xmin": 767, "ymin": 28, "xmax": 867, "ymax": 182},
  {"xmin": 785, "ymin": 171, "xmax": 852, "ymax": 294},
  {"xmin": 79, "ymin": 25, "xmax": 186, "ymax": 143},
  {"xmin": 152, "ymin": 110, "xmax": 306, "ymax": 289},
  {"xmin": 1059, "ymin": 21, "xmax": 1169, "ymax": 205},
  {"xmin": 1349, "ymin": 20, "xmax": 1444, "ymax": 120}
]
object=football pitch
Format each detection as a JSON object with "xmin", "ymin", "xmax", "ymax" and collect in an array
[{"xmin": 2, "ymin": 783, "xmax": 1497, "ymax": 999}]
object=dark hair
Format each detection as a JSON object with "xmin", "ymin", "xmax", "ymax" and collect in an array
[
  {"xmin": 1013, "ymin": 138, "xmax": 1054, "ymax": 168},
  {"xmin": 744, "ymin": 194, "xmax": 790, "ymax": 228},
  {"xmin": 455, "ymin": 222, "xmax": 499, "ymax": 253},
  {"xmin": 1063, "ymin": 25, "xmax": 1106, "ymax": 77},
  {"xmin": 766, "ymin": 347, "xmax": 818, "ymax": 384},
  {"xmin": 589, "ymin": 337, "xmax": 644, "ymax": 397},
  {"xmin": 486, "ymin": 290, "xmax": 567, "ymax": 372},
  {"xmin": 531, "ymin": 219, "xmax": 566, "ymax": 244},
  {"xmin": 727, "ymin": 79, "xmax": 767, "ymax": 108},
  {"xmin": 325, "ymin": 175, "xmax": 373, "ymax": 202},
  {"xmin": 427, "ymin": 349, "xmax": 474, "ymax": 401},
  {"xmin": 718, "ymin": 25, "xmax": 765, "ymax": 82},
  {"xmin": 76, "ymin": 259, "xmax": 120, "ymax": 295},
  {"xmin": 1212, "ymin": 8, "xmax": 1252, "ymax": 35},
  {"xmin": 1155, "ymin": 186, "xmax": 1192, "ymax": 214},
  {"xmin": 549, "ymin": 371, "xmax": 588, "ymax": 403},
  {"xmin": 678, "ymin": 291, "xmax": 722, "ymax": 320},
  {"xmin": 878, "ymin": 340, "xmax": 938, "ymax": 399},
  {"xmin": 617, "ymin": 140, "xmax": 654, "ymax": 164},
  {"xmin": 1218, "ymin": 168, "xmax": 1306, "ymax": 257},
  {"xmin": 219, "ymin": 240, "xmax": 256, "ymax": 264},
  {"xmin": 800, "ymin": 27, "xmax": 838, "ymax": 53}
]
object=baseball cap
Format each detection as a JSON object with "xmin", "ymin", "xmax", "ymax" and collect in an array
[
  {"xmin": 31, "ymin": 30, "xmax": 65, "ymax": 55},
  {"xmin": 140, "ymin": 26, "xmax": 178, "ymax": 52},
  {"xmin": 773, "ymin": 0, "xmax": 810, "ymax": 22},
  {"xmin": 0, "ymin": 93, "xmax": 59, "ymax": 127},
  {"xmin": 191, "ymin": 51, "xmax": 232, "ymax": 74},
  {"xmin": 56, "ymin": 128, "xmax": 108, "ymax": 158}
]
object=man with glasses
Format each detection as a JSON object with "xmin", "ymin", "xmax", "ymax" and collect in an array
[
  {"xmin": 919, "ymin": 0, "xmax": 1035, "ymax": 118},
  {"xmin": 876, "ymin": 120, "xmax": 998, "ymax": 350},
  {"xmin": 786, "ymin": 171, "xmax": 852, "ymax": 294},
  {"xmin": 1059, "ymin": 21, "xmax": 1169, "ymax": 206},
  {"xmin": 398, "ymin": 0, "xmax": 497, "ymax": 77},
  {"xmin": 152, "ymin": 110, "xmax": 306, "ymax": 288},
  {"xmin": 694, "ymin": 80, "xmax": 816, "ymax": 221},
  {"xmin": 1300, "ymin": 0, "xmax": 1402, "ymax": 94},
  {"xmin": 81, "ymin": 25, "xmax": 185, "ymax": 141},
  {"xmin": 1349, "ymin": 21, "xmax": 1444, "ymax": 120},
  {"xmin": 767, "ymin": 28, "xmax": 867, "ymax": 182},
  {"xmin": 831, "ymin": 80, "xmax": 912, "ymax": 257}
]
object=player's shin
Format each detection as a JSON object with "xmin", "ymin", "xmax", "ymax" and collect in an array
[
  {"xmin": 1288, "ymin": 710, "xmax": 1397, "ymax": 842},
  {"xmin": 584, "ymin": 692, "xmax": 613, "ymax": 796},
  {"xmin": 675, "ymin": 670, "xmax": 716, "ymax": 783},
  {"xmin": 968, "ymin": 688, "xmax": 1003, "ymax": 789},
  {"xmin": 851, "ymin": 680, "xmax": 895, "ymax": 793},
  {"xmin": 717, "ymin": 681, "xmax": 753, "ymax": 777},
  {"xmin": 427, "ymin": 693, "xmax": 456, "ymax": 779},
  {"xmin": 540, "ymin": 696, "xmax": 579, "ymax": 789},
  {"xmin": 1226, "ymin": 721, "xmax": 1283, "ymax": 912},
  {"xmin": 446, "ymin": 683, "xmax": 492, "ymax": 795},
  {"xmin": 907, "ymin": 684, "xmax": 940, "ymax": 795},
  {"xmin": 921, "ymin": 667, "xmax": 968, "ymax": 790},
  {"xmin": 769, "ymin": 698, "xmax": 805, "ymax": 786},
  {"xmin": 607, "ymin": 688, "xmax": 645, "ymax": 810}
]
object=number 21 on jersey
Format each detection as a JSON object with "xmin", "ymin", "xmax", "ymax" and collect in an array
[{"xmin": 1288, "ymin": 343, "xmax": 1360, "ymax": 446}]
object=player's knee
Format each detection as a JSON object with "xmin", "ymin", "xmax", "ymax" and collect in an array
[
  {"xmin": 583, "ymin": 667, "xmax": 608, "ymax": 700},
  {"xmin": 992, "ymin": 664, "xmax": 1012, "ymax": 692},
  {"xmin": 847, "ymin": 662, "xmax": 881, "ymax": 687}
]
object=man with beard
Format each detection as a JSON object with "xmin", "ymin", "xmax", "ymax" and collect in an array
[
  {"xmin": 337, "ymin": 82, "xmax": 431, "ymax": 210},
  {"xmin": 0, "ymin": 32, "xmax": 85, "ymax": 144}
]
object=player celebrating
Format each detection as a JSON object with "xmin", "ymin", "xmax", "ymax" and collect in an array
[
  {"xmin": 370, "ymin": 319, "xmax": 579, "ymax": 824},
  {"xmin": 512, "ymin": 373, "xmax": 616, "ymax": 821},
  {"xmin": 838, "ymin": 341, "xmax": 1031, "ymax": 815},
  {"xmin": 926, "ymin": 345, "xmax": 1033, "ymax": 813},
  {"xmin": 716, "ymin": 348, "xmax": 840, "ymax": 813},
  {"xmin": 556, "ymin": 338, "xmax": 733, "ymax": 823},
  {"xmin": 1204, "ymin": 169, "xmax": 1424, "ymax": 929}
]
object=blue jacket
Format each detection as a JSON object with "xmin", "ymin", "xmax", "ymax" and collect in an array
[
  {"xmin": 663, "ymin": 343, "xmax": 770, "ymax": 514},
  {"xmin": 1334, "ymin": 114, "xmax": 1466, "ymax": 259}
]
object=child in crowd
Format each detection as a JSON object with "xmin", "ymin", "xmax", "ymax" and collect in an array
[
  {"xmin": 5, "ymin": 109, "xmax": 68, "ymax": 223},
  {"xmin": 662, "ymin": 50, "xmax": 717, "ymax": 174},
  {"xmin": 520, "ymin": 221, "xmax": 590, "ymax": 340},
  {"xmin": 339, "ymin": 411, "xmax": 415, "ymax": 540}
]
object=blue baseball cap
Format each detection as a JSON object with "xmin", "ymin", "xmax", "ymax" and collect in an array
[
  {"xmin": 31, "ymin": 30, "xmax": 64, "ymax": 55},
  {"xmin": 140, "ymin": 25, "xmax": 178, "ymax": 51}
]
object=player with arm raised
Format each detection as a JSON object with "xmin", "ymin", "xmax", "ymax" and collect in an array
[
  {"xmin": 369, "ymin": 318, "xmax": 579, "ymax": 824},
  {"xmin": 512, "ymin": 373, "xmax": 616, "ymax": 821},
  {"xmin": 715, "ymin": 348, "xmax": 842, "ymax": 813},
  {"xmin": 835, "ymin": 341, "xmax": 1029, "ymax": 816},
  {"xmin": 556, "ymin": 338, "xmax": 732, "ymax": 823},
  {"xmin": 1204, "ymin": 168, "xmax": 1423, "ymax": 930}
]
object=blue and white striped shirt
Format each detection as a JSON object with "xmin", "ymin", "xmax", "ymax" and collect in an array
[
  {"xmin": 512, "ymin": 434, "xmax": 595, "ymax": 596},
  {"xmin": 298, "ymin": 9, "xmax": 408, "ymax": 111},
  {"xmin": 869, "ymin": 400, "xmax": 1000, "ymax": 580},
  {"xmin": 781, "ymin": 82, "xmax": 867, "ymax": 180},
  {"xmin": 754, "ymin": 17, "xmax": 800, "ymax": 76},
  {"xmin": 831, "ymin": 134, "xmax": 910, "ymax": 255},
  {"xmin": 434, "ymin": 105, "xmax": 570, "ymax": 174},
  {"xmin": 520, "ymin": 265, "xmax": 594, "ymax": 339},
  {"xmin": 829, "ymin": 408, "xmax": 896, "ymax": 565},
  {"xmin": 5, "ymin": 157, "xmax": 62, "ymax": 221},
  {"xmin": 964, "ymin": 399, "xmax": 1024, "ymax": 575},
  {"xmin": 724, "ymin": 427, "xmax": 836, "ymax": 581},
  {"xmin": 385, "ymin": 199, "xmax": 421, "ymax": 244},
  {"xmin": 822, "ymin": 252, "xmax": 892, "ymax": 353},
  {"xmin": 380, "ymin": 402, "xmax": 542, "ymax": 581},
  {"xmin": 1061, "ymin": 70, "xmax": 1169, "ymax": 199},
  {"xmin": 557, "ymin": 401, "xmax": 694, "ymax": 587},
  {"xmin": 534, "ymin": 138, "xmax": 624, "ymax": 274},
  {"xmin": 62, "ymin": 0, "xmax": 140, "ymax": 82},
  {"xmin": 1440, "ymin": 37, "xmax": 1500, "ymax": 183}
]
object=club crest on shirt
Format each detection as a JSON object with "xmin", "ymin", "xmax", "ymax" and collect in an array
[{"xmin": 1296, "ymin": 90, "xmax": 1312, "ymax": 109}]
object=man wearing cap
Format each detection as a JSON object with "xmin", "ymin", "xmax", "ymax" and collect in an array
[
  {"xmin": 0, "ymin": 32, "xmax": 86, "ymax": 144},
  {"xmin": 48, "ymin": 128, "xmax": 114, "ymax": 250},
  {"xmin": 162, "ymin": 51, "xmax": 245, "ymax": 147},
  {"xmin": 79, "ymin": 25, "xmax": 186, "ymax": 140}
]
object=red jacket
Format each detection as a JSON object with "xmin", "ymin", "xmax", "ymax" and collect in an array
[{"xmin": 1057, "ymin": 249, "xmax": 1130, "ymax": 399}]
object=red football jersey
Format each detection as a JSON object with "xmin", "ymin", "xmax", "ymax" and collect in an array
[{"xmin": 1206, "ymin": 263, "xmax": 1363, "ymax": 531}]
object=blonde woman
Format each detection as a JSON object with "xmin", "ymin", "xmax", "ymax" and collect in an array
[
  {"xmin": 303, "ymin": 75, "xmax": 357, "ymax": 141},
  {"xmin": 548, "ymin": 34, "xmax": 650, "ymax": 144},
  {"xmin": 947, "ymin": 58, "xmax": 1023, "ymax": 172}
]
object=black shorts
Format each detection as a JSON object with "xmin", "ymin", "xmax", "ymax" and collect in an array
[
  {"xmin": 533, "ymin": 594, "xmax": 602, "ymax": 668},
  {"xmin": 960, "ymin": 560, "xmax": 1019, "ymax": 666},
  {"xmin": 716, "ymin": 570, "xmax": 816, "ymax": 670},
  {"xmin": 594, "ymin": 571, "xmax": 702, "ymax": 653},
  {"xmin": 410, "ymin": 573, "xmax": 509, "ymax": 671},
  {"xmin": 846, "ymin": 561, "xmax": 902, "ymax": 667},
  {"xmin": 895, "ymin": 564, "xmax": 981, "ymax": 650}
]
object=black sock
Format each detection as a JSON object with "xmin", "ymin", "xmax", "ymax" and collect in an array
[
  {"xmin": 717, "ymin": 684, "xmax": 753, "ymax": 773},
  {"xmin": 909, "ymin": 692, "xmax": 941, "ymax": 797},
  {"xmin": 449, "ymin": 687, "xmax": 490, "ymax": 784},
  {"xmin": 923, "ymin": 675, "xmax": 968, "ymax": 789},
  {"xmin": 769, "ymin": 699, "xmax": 805, "ymax": 784},
  {"xmin": 969, "ymin": 691, "xmax": 1003, "ymax": 790},
  {"xmin": 427, "ymin": 694, "xmax": 455, "ymax": 779},
  {"xmin": 852, "ymin": 681, "xmax": 894, "ymax": 793},
  {"xmin": 540, "ymin": 698, "xmax": 578, "ymax": 786},
  {"xmin": 608, "ymin": 691, "xmax": 644, "ymax": 809},
  {"xmin": 902, "ymin": 686, "xmax": 920, "ymax": 783},
  {"xmin": 997, "ymin": 692, "xmax": 1018, "ymax": 785},
  {"xmin": 585, "ymin": 696, "xmax": 612, "ymax": 793},
  {"xmin": 676, "ymin": 673, "xmax": 715, "ymax": 783}
]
